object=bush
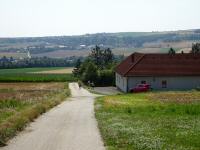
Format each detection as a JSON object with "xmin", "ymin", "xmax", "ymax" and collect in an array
[
  {"xmin": 82, "ymin": 62, "xmax": 98, "ymax": 83},
  {"xmin": 196, "ymin": 87, "xmax": 200, "ymax": 91},
  {"xmin": 97, "ymin": 70, "xmax": 115, "ymax": 86}
]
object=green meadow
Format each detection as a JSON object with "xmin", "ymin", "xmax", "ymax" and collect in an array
[
  {"xmin": 0, "ymin": 67, "xmax": 76, "ymax": 82},
  {"xmin": 95, "ymin": 91, "xmax": 200, "ymax": 150}
]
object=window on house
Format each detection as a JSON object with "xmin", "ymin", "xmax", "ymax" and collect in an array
[
  {"xmin": 141, "ymin": 81, "xmax": 146, "ymax": 84},
  {"xmin": 162, "ymin": 80, "xmax": 167, "ymax": 88}
]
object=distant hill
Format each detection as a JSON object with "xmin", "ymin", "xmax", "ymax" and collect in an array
[{"xmin": 0, "ymin": 29, "xmax": 200, "ymax": 58}]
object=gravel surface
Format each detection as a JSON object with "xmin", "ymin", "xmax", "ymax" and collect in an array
[
  {"xmin": 93, "ymin": 86, "xmax": 121, "ymax": 95},
  {"xmin": 1, "ymin": 83, "xmax": 105, "ymax": 150}
]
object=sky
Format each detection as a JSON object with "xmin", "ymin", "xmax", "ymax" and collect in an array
[{"xmin": 0, "ymin": 0, "xmax": 200, "ymax": 37}]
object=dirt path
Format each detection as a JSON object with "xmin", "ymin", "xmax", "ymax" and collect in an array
[{"xmin": 1, "ymin": 83, "xmax": 105, "ymax": 150}]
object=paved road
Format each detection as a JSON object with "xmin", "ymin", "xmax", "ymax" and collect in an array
[
  {"xmin": 1, "ymin": 83, "xmax": 105, "ymax": 150},
  {"xmin": 94, "ymin": 86, "xmax": 121, "ymax": 95}
]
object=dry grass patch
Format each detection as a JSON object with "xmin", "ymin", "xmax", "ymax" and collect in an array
[
  {"xmin": 0, "ymin": 82, "xmax": 70, "ymax": 146},
  {"xmin": 147, "ymin": 91, "xmax": 200, "ymax": 103},
  {"xmin": 32, "ymin": 68, "xmax": 74, "ymax": 74},
  {"xmin": 0, "ymin": 83, "xmax": 65, "ymax": 101}
]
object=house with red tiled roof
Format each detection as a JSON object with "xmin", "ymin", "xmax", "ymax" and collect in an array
[{"xmin": 115, "ymin": 53, "xmax": 200, "ymax": 92}]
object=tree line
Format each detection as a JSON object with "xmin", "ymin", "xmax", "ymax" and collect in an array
[{"xmin": 0, "ymin": 56, "xmax": 78, "ymax": 69}]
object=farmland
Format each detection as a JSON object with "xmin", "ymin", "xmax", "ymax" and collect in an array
[
  {"xmin": 0, "ymin": 67, "xmax": 76, "ymax": 145},
  {"xmin": 0, "ymin": 67, "xmax": 76, "ymax": 82},
  {"xmin": 95, "ymin": 91, "xmax": 200, "ymax": 150},
  {"xmin": 0, "ymin": 82, "xmax": 70, "ymax": 146},
  {"xmin": 32, "ymin": 67, "xmax": 73, "ymax": 74},
  {"xmin": 0, "ymin": 67, "xmax": 68, "ymax": 74}
]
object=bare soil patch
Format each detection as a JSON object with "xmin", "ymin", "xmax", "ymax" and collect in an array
[{"xmin": 32, "ymin": 68, "xmax": 73, "ymax": 74}]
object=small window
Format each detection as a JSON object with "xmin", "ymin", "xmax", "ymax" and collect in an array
[
  {"xmin": 162, "ymin": 80, "xmax": 167, "ymax": 88},
  {"xmin": 141, "ymin": 81, "xmax": 146, "ymax": 84}
]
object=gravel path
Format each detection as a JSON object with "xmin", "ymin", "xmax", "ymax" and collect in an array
[{"xmin": 1, "ymin": 83, "xmax": 105, "ymax": 150}]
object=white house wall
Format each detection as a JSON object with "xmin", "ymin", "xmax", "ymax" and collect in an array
[
  {"xmin": 127, "ymin": 76, "xmax": 200, "ymax": 91},
  {"xmin": 115, "ymin": 73, "xmax": 127, "ymax": 92}
]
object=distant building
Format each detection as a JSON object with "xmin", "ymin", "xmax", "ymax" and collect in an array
[
  {"xmin": 80, "ymin": 44, "xmax": 86, "ymax": 47},
  {"xmin": 115, "ymin": 53, "xmax": 200, "ymax": 92},
  {"xmin": 27, "ymin": 51, "xmax": 31, "ymax": 59}
]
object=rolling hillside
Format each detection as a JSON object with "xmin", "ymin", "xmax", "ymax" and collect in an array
[{"xmin": 0, "ymin": 29, "xmax": 200, "ymax": 58}]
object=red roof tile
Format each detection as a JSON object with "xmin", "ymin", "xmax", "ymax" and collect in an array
[{"xmin": 116, "ymin": 53, "xmax": 200, "ymax": 76}]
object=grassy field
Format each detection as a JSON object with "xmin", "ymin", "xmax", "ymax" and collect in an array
[
  {"xmin": 0, "ymin": 67, "xmax": 76, "ymax": 82},
  {"xmin": 95, "ymin": 91, "xmax": 200, "ymax": 150},
  {"xmin": 0, "ymin": 82, "xmax": 70, "ymax": 146},
  {"xmin": 0, "ymin": 67, "xmax": 69, "ymax": 74}
]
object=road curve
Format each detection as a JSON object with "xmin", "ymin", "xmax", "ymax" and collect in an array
[{"xmin": 1, "ymin": 83, "xmax": 105, "ymax": 150}]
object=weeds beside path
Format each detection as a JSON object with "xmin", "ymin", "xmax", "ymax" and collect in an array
[
  {"xmin": 0, "ymin": 82, "xmax": 70, "ymax": 146},
  {"xmin": 0, "ymin": 83, "xmax": 104, "ymax": 150}
]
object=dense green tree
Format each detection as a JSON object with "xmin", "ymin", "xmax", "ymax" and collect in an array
[
  {"xmin": 73, "ymin": 59, "xmax": 82, "ymax": 77},
  {"xmin": 82, "ymin": 61, "xmax": 98, "ymax": 84},
  {"xmin": 74, "ymin": 47, "xmax": 116, "ymax": 86},
  {"xmin": 168, "ymin": 47, "xmax": 176, "ymax": 54},
  {"xmin": 191, "ymin": 43, "xmax": 200, "ymax": 54},
  {"xmin": 89, "ymin": 46, "xmax": 103, "ymax": 68},
  {"xmin": 89, "ymin": 46, "xmax": 114, "ymax": 69},
  {"xmin": 103, "ymin": 48, "xmax": 113, "ymax": 66}
]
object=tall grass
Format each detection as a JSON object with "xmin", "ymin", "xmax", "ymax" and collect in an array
[{"xmin": 0, "ymin": 83, "xmax": 70, "ymax": 146}]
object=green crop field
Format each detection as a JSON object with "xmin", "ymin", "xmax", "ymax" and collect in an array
[
  {"xmin": 0, "ymin": 67, "xmax": 76, "ymax": 82},
  {"xmin": 0, "ymin": 67, "xmax": 68, "ymax": 74},
  {"xmin": 95, "ymin": 91, "xmax": 200, "ymax": 150}
]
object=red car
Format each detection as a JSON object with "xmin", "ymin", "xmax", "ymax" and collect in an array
[{"xmin": 130, "ymin": 84, "xmax": 151, "ymax": 93}]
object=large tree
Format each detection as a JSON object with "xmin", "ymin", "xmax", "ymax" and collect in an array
[
  {"xmin": 191, "ymin": 43, "xmax": 200, "ymax": 54},
  {"xmin": 168, "ymin": 47, "xmax": 176, "ymax": 54},
  {"xmin": 103, "ymin": 48, "xmax": 113, "ymax": 65},
  {"xmin": 82, "ymin": 61, "xmax": 98, "ymax": 84},
  {"xmin": 89, "ymin": 45, "xmax": 113, "ymax": 69},
  {"xmin": 73, "ymin": 46, "xmax": 115, "ymax": 86}
]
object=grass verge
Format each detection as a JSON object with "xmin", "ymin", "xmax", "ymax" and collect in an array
[
  {"xmin": 0, "ymin": 83, "xmax": 70, "ymax": 146},
  {"xmin": 95, "ymin": 91, "xmax": 200, "ymax": 150}
]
